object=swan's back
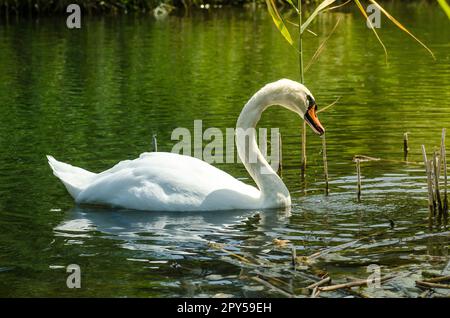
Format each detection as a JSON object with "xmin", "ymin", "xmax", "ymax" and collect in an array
[{"xmin": 49, "ymin": 152, "xmax": 260, "ymax": 211}]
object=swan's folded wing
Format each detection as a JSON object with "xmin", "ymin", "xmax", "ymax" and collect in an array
[{"xmin": 76, "ymin": 152, "xmax": 259, "ymax": 211}]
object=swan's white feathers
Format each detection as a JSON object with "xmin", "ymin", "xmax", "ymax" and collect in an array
[
  {"xmin": 47, "ymin": 155, "xmax": 96, "ymax": 199},
  {"xmin": 49, "ymin": 152, "xmax": 260, "ymax": 211},
  {"xmin": 46, "ymin": 79, "xmax": 313, "ymax": 211}
]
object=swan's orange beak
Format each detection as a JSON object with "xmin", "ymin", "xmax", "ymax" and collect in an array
[{"xmin": 304, "ymin": 104, "xmax": 325, "ymax": 136}]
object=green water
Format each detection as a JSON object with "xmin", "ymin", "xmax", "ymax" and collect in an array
[{"xmin": 0, "ymin": 3, "xmax": 449, "ymax": 297}]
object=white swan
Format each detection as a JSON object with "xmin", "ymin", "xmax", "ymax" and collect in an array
[{"xmin": 47, "ymin": 79, "xmax": 325, "ymax": 211}]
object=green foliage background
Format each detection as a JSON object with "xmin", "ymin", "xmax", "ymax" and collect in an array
[{"xmin": 0, "ymin": 0, "xmax": 260, "ymax": 14}]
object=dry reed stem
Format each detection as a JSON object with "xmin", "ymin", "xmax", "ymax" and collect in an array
[
  {"xmin": 319, "ymin": 275, "xmax": 394, "ymax": 292},
  {"xmin": 278, "ymin": 132, "xmax": 283, "ymax": 177},
  {"xmin": 322, "ymin": 133, "xmax": 329, "ymax": 195},
  {"xmin": 416, "ymin": 280, "xmax": 450, "ymax": 289},
  {"xmin": 421, "ymin": 275, "xmax": 450, "ymax": 283},
  {"xmin": 433, "ymin": 151, "xmax": 443, "ymax": 224},
  {"xmin": 422, "ymin": 145, "xmax": 435, "ymax": 221},
  {"xmin": 317, "ymin": 96, "xmax": 341, "ymax": 114},
  {"xmin": 403, "ymin": 132, "xmax": 409, "ymax": 161},
  {"xmin": 301, "ymin": 121, "xmax": 306, "ymax": 175},
  {"xmin": 441, "ymin": 128, "xmax": 448, "ymax": 223},
  {"xmin": 356, "ymin": 159, "xmax": 361, "ymax": 202},
  {"xmin": 307, "ymin": 276, "xmax": 331, "ymax": 289}
]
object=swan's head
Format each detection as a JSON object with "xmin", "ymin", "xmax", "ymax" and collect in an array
[{"xmin": 267, "ymin": 79, "xmax": 325, "ymax": 135}]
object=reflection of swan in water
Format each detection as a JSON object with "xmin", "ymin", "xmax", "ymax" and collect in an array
[{"xmin": 54, "ymin": 206, "xmax": 291, "ymax": 258}]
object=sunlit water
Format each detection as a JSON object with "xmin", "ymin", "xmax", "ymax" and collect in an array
[{"xmin": 0, "ymin": 3, "xmax": 449, "ymax": 297}]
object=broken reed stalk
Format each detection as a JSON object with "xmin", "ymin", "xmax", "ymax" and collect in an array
[
  {"xmin": 421, "ymin": 275, "xmax": 450, "ymax": 283},
  {"xmin": 441, "ymin": 128, "xmax": 448, "ymax": 224},
  {"xmin": 278, "ymin": 132, "xmax": 283, "ymax": 177},
  {"xmin": 152, "ymin": 134, "xmax": 158, "ymax": 152},
  {"xmin": 415, "ymin": 280, "xmax": 450, "ymax": 289},
  {"xmin": 433, "ymin": 151, "xmax": 443, "ymax": 225},
  {"xmin": 403, "ymin": 132, "xmax": 409, "ymax": 161},
  {"xmin": 318, "ymin": 275, "xmax": 394, "ymax": 292},
  {"xmin": 356, "ymin": 159, "xmax": 361, "ymax": 202},
  {"xmin": 322, "ymin": 133, "xmax": 329, "ymax": 195},
  {"xmin": 422, "ymin": 145, "xmax": 435, "ymax": 222},
  {"xmin": 307, "ymin": 276, "xmax": 331, "ymax": 289}
]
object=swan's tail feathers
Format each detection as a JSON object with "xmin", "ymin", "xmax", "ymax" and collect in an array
[{"xmin": 46, "ymin": 155, "xmax": 97, "ymax": 200}]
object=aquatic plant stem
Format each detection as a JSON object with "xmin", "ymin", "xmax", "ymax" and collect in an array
[
  {"xmin": 356, "ymin": 159, "xmax": 361, "ymax": 202},
  {"xmin": 441, "ymin": 128, "xmax": 448, "ymax": 224},
  {"xmin": 299, "ymin": 0, "xmax": 306, "ymax": 175},
  {"xmin": 298, "ymin": 0, "xmax": 304, "ymax": 85},
  {"xmin": 322, "ymin": 133, "xmax": 329, "ymax": 195},
  {"xmin": 422, "ymin": 145, "xmax": 435, "ymax": 224},
  {"xmin": 403, "ymin": 132, "xmax": 409, "ymax": 162},
  {"xmin": 434, "ymin": 151, "xmax": 443, "ymax": 225},
  {"xmin": 278, "ymin": 132, "xmax": 283, "ymax": 177}
]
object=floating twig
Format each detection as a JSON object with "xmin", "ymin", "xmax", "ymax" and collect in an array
[
  {"xmin": 311, "ymin": 286, "xmax": 321, "ymax": 298},
  {"xmin": 421, "ymin": 275, "xmax": 450, "ymax": 284},
  {"xmin": 416, "ymin": 280, "xmax": 450, "ymax": 289},
  {"xmin": 308, "ymin": 238, "xmax": 362, "ymax": 261},
  {"xmin": 307, "ymin": 276, "xmax": 331, "ymax": 289},
  {"xmin": 353, "ymin": 154, "xmax": 421, "ymax": 165},
  {"xmin": 318, "ymin": 275, "xmax": 394, "ymax": 292},
  {"xmin": 208, "ymin": 242, "xmax": 252, "ymax": 264},
  {"xmin": 354, "ymin": 155, "xmax": 380, "ymax": 162},
  {"xmin": 322, "ymin": 133, "xmax": 329, "ymax": 195}
]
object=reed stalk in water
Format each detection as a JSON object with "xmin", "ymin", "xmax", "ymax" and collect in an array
[
  {"xmin": 434, "ymin": 151, "xmax": 443, "ymax": 225},
  {"xmin": 355, "ymin": 158, "xmax": 361, "ymax": 202},
  {"xmin": 442, "ymin": 128, "xmax": 448, "ymax": 224},
  {"xmin": 422, "ymin": 145, "xmax": 435, "ymax": 223},
  {"xmin": 298, "ymin": 0, "xmax": 307, "ymax": 176},
  {"xmin": 403, "ymin": 132, "xmax": 409, "ymax": 162},
  {"xmin": 322, "ymin": 133, "xmax": 329, "ymax": 195},
  {"xmin": 278, "ymin": 132, "xmax": 283, "ymax": 178}
]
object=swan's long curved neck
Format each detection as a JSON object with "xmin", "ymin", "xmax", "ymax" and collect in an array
[{"xmin": 236, "ymin": 87, "xmax": 290, "ymax": 207}]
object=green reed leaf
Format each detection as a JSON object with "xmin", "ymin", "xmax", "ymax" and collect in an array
[
  {"xmin": 354, "ymin": 0, "xmax": 388, "ymax": 64},
  {"xmin": 300, "ymin": 0, "xmax": 338, "ymax": 34},
  {"xmin": 265, "ymin": 0, "xmax": 294, "ymax": 45},
  {"xmin": 368, "ymin": 0, "xmax": 435, "ymax": 59}
]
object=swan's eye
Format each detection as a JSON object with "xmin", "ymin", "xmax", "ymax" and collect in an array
[{"xmin": 306, "ymin": 95, "xmax": 315, "ymax": 108}]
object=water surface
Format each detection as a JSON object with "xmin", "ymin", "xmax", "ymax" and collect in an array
[{"xmin": 0, "ymin": 3, "xmax": 449, "ymax": 297}]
